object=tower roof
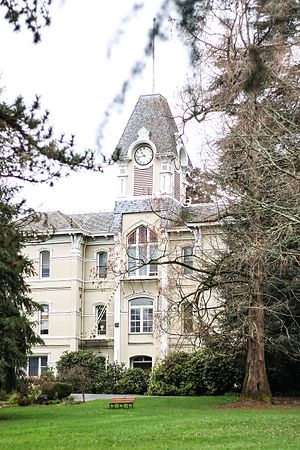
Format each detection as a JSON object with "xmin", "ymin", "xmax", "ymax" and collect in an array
[{"xmin": 114, "ymin": 94, "xmax": 180, "ymax": 161}]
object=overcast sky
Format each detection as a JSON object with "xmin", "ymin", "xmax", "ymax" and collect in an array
[{"xmin": 0, "ymin": 0, "xmax": 197, "ymax": 213}]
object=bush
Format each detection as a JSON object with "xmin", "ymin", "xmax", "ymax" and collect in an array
[
  {"xmin": 57, "ymin": 350, "xmax": 106, "ymax": 392},
  {"xmin": 26, "ymin": 378, "xmax": 72, "ymax": 403},
  {"xmin": 148, "ymin": 352, "xmax": 196, "ymax": 396},
  {"xmin": 50, "ymin": 382, "xmax": 73, "ymax": 399},
  {"xmin": 17, "ymin": 395, "xmax": 31, "ymax": 406},
  {"xmin": 196, "ymin": 349, "xmax": 243, "ymax": 395},
  {"xmin": 266, "ymin": 353, "xmax": 300, "ymax": 396},
  {"xmin": 116, "ymin": 368, "xmax": 150, "ymax": 395},
  {"xmin": 95, "ymin": 362, "xmax": 126, "ymax": 394},
  {"xmin": 148, "ymin": 349, "xmax": 244, "ymax": 396}
]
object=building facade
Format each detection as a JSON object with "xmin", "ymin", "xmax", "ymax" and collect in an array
[{"xmin": 25, "ymin": 94, "xmax": 220, "ymax": 376}]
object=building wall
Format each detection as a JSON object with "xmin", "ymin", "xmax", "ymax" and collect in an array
[{"xmin": 25, "ymin": 212, "xmax": 221, "ymax": 374}]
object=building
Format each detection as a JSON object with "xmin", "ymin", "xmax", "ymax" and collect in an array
[{"xmin": 24, "ymin": 94, "xmax": 220, "ymax": 376}]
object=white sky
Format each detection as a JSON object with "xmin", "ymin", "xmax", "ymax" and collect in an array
[{"xmin": 0, "ymin": 0, "xmax": 200, "ymax": 213}]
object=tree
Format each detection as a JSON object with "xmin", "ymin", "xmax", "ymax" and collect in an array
[
  {"xmin": 172, "ymin": 0, "xmax": 300, "ymax": 401},
  {"xmin": 0, "ymin": 184, "xmax": 42, "ymax": 390},
  {"xmin": 0, "ymin": 2, "xmax": 103, "ymax": 390},
  {"xmin": 186, "ymin": 168, "xmax": 217, "ymax": 203},
  {"xmin": 0, "ymin": 0, "xmax": 52, "ymax": 43},
  {"xmin": 60, "ymin": 366, "xmax": 92, "ymax": 402}
]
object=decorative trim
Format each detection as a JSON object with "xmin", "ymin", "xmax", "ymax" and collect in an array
[{"xmin": 137, "ymin": 127, "xmax": 150, "ymax": 140}]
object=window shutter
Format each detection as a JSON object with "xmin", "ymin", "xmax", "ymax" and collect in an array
[{"xmin": 134, "ymin": 166, "xmax": 153, "ymax": 196}]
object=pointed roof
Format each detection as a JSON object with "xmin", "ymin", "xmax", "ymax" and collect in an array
[{"xmin": 114, "ymin": 94, "xmax": 180, "ymax": 160}]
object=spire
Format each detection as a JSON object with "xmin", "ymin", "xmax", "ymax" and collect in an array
[{"xmin": 152, "ymin": 18, "xmax": 157, "ymax": 93}]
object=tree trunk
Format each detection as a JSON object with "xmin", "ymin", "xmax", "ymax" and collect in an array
[{"xmin": 240, "ymin": 255, "xmax": 272, "ymax": 402}]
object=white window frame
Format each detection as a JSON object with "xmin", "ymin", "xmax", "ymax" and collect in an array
[
  {"xmin": 95, "ymin": 304, "xmax": 107, "ymax": 336},
  {"xmin": 40, "ymin": 250, "xmax": 50, "ymax": 278},
  {"xmin": 39, "ymin": 304, "xmax": 49, "ymax": 335},
  {"xmin": 96, "ymin": 251, "xmax": 108, "ymax": 279},
  {"xmin": 129, "ymin": 298, "xmax": 154, "ymax": 334},
  {"xmin": 130, "ymin": 355, "xmax": 152, "ymax": 370},
  {"xmin": 27, "ymin": 355, "xmax": 48, "ymax": 377},
  {"xmin": 127, "ymin": 226, "xmax": 158, "ymax": 278}
]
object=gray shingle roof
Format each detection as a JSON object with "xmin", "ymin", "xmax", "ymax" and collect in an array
[
  {"xmin": 114, "ymin": 94, "xmax": 180, "ymax": 160},
  {"xmin": 70, "ymin": 212, "xmax": 114, "ymax": 234},
  {"xmin": 23, "ymin": 211, "xmax": 114, "ymax": 235}
]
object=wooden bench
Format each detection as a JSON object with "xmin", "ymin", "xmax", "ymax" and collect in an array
[{"xmin": 109, "ymin": 397, "xmax": 136, "ymax": 409}]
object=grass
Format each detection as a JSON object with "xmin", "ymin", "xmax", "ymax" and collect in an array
[{"xmin": 0, "ymin": 396, "xmax": 299, "ymax": 449}]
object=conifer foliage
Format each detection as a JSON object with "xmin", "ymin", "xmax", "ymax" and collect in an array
[{"xmin": 0, "ymin": 186, "xmax": 42, "ymax": 390}]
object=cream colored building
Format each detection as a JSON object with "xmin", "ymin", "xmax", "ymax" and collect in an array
[{"xmin": 25, "ymin": 94, "xmax": 220, "ymax": 376}]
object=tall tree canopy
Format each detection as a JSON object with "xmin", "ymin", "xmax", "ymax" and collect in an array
[{"xmin": 175, "ymin": 0, "xmax": 300, "ymax": 401}]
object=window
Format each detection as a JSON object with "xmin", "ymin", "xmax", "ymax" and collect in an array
[
  {"xmin": 96, "ymin": 304, "xmax": 107, "ymax": 335},
  {"xmin": 182, "ymin": 302, "xmax": 193, "ymax": 333},
  {"xmin": 129, "ymin": 298, "xmax": 153, "ymax": 333},
  {"xmin": 182, "ymin": 246, "xmax": 193, "ymax": 274},
  {"xmin": 131, "ymin": 356, "xmax": 152, "ymax": 370},
  {"xmin": 97, "ymin": 251, "xmax": 108, "ymax": 278},
  {"xmin": 40, "ymin": 250, "xmax": 50, "ymax": 278},
  {"xmin": 40, "ymin": 304, "xmax": 49, "ymax": 335},
  {"xmin": 28, "ymin": 356, "xmax": 48, "ymax": 377},
  {"xmin": 128, "ymin": 226, "xmax": 158, "ymax": 277}
]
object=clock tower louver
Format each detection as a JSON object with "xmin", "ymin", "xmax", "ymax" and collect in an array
[{"xmin": 113, "ymin": 94, "xmax": 190, "ymax": 202}]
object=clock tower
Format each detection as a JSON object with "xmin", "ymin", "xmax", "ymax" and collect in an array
[{"xmin": 113, "ymin": 94, "xmax": 190, "ymax": 202}]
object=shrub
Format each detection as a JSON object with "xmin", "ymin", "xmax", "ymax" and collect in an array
[
  {"xmin": 116, "ymin": 368, "xmax": 150, "ymax": 395},
  {"xmin": 17, "ymin": 395, "xmax": 31, "ymax": 406},
  {"xmin": 50, "ymin": 382, "xmax": 73, "ymax": 399},
  {"xmin": 148, "ymin": 352, "xmax": 196, "ymax": 396},
  {"xmin": 7, "ymin": 391, "xmax": 19, "ymax": 405},
  {"xmin": 148, "ymin": 349, "xmax": 243, "ymax": 396},
  {"xmin": 28, "ymin": 378, "xmax": 72, "ymax": 402},
  {"xmin": 266, "ymin": 354, "xmax": 300, "ymax": 396},
  {"xmin": 95, "ymin": 362, "xmax": 126, "ymax": 394},
  {"xmin": 198, "ymin": 349, "xmax": 243, "ymax": 395},
  {"xmin": 57, "ymin": 350, "xmax": 106, "ymax": 392}
]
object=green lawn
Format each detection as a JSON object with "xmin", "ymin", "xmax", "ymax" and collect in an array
[{"xmin": 0, "ymin": 396, "xmax": 299, "ymax": 449}]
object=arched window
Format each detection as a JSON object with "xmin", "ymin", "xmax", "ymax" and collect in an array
[
  {"xmin": 40, "ymin": 304, "xmax": 49, "ymax": 335},
  {"xmin": 128, "ymin": 226, "xmax": 158, "ymax": 277},
  {"xmin": 40, "ymin": 250, "xmax": 50, "ymax": 278},
  {"xmin": 131, "ymin": 356, "xmax": 152, "ymax": 370},
  {"xmin": 129, "ymin": 298, "xmax": 153, "ymax": 333},
  {"xmin": 97, "ymin": 251, "xmax": 108, "ymax": 279},
  {"xmin": 96, "ymin": 304, "xmax": 107, "ymax": 335}
]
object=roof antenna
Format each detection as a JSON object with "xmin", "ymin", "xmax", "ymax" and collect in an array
[{"xmin": 152, "ymin": 17, "xmax": 156, "ymax": 93}]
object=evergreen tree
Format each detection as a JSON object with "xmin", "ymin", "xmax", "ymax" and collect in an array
[{"xmin": 0, "ymin": 185, "xmax": 42, "ymax": 390}]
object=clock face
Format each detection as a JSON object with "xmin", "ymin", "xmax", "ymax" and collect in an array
[{"xmin": 134, "ymin": 145, "xmax": 154, "ymax": 166}]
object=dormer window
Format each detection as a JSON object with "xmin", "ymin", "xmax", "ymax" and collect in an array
[{"xmin": 128, "ymin": 226, "xmax": 158, "ymax": 277}]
